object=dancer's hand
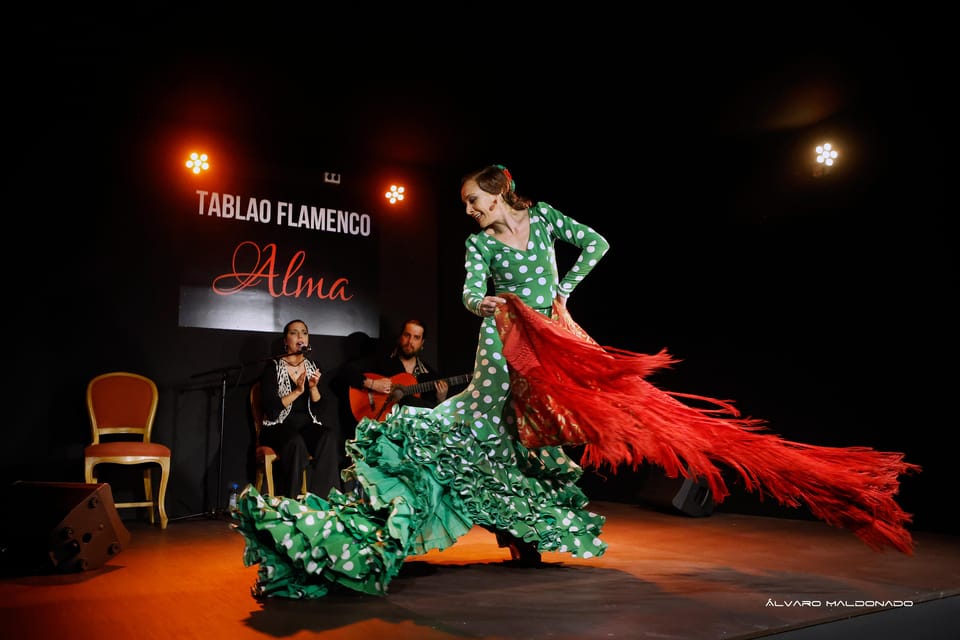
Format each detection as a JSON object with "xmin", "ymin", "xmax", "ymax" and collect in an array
[{"xmin": 480, "ymin": 295, "xmax": 507, "ymax": 317}]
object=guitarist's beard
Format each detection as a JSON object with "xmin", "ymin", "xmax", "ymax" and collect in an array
[{"xmin": 397, "ymin": 345, "xmax": 422, "ymax": 360}]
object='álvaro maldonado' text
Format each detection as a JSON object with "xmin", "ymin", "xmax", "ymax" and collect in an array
[
  {"xmin": 212, "ymin": 241, "xmax": 353, "ymax": 301},
  {"xmin": 196, "ymin": 190, "xmax": 371, "ymax": 236},
  {"xmin": 765, "ymin": 599, "xmax": 913, "ymax": 608}
]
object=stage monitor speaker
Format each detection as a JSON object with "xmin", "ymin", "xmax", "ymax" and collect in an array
[
  {"xmin": 636, "ymin": 464, "xmax": 715, "ymax": 518},
  {"xmin": 0, "ymin": 481, "xmax": 131, "ymax": 575}
]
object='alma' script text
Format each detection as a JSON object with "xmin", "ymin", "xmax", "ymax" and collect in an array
[{"xmin": 212, "ymin": 241, "xmax": 353, "ymax": 300}]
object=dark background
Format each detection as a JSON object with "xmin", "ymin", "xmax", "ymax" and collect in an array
[{"xmin": 12, "ymin": 10, "xmax": 954, "ymax": 533}]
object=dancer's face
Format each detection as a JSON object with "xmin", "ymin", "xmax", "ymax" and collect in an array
[{"xmin": 461, "ymin": 178, "xmax": 500, "ymax": 228}]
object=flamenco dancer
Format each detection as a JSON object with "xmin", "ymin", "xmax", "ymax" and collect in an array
[{"xmin": 232, "ymin": 164, "xmax": 919, "ymax": 599}]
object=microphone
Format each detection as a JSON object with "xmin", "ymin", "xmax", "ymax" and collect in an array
[{"xmin": 299, "ymin": 345, "xmax": 312, "ymax": 354}]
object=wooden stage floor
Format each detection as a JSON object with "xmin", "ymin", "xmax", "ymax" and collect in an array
[{"xmin": 2, "ymin": 500, "xmax": 958, "ymax": 639}]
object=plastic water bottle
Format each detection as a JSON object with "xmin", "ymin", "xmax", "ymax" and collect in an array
[{"xmin": 228, "ymin": 483, "xmax": 240, "ymax": 511}]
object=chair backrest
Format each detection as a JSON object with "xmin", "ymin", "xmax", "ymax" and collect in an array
[
  {"xmin": 250, "ymin": 380, "xmax": 264, "ymax": 445},
  {"xmin": 87, "ymin": 372, "xmax": 159, "ymax": 444}
]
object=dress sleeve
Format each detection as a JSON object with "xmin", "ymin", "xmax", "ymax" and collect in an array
[
  {"xmin": 461, "ymin": 234, "xmax": 491, "ymax": 316},
  {"xmin": 305, "ymin": 359, "xmax": 325, "ymax": 408},
  {"xmin": 260, "ymin": 361, "xmax": 285, "ymax": 422},
  {"xmin": 537, "ymin": 202, "xmax": 609, "ymax": 298}
]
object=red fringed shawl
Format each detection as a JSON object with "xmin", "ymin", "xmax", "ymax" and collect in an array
[{"xmin": 495, "ymin": 293, "xmax": 921, "ymax": 554}]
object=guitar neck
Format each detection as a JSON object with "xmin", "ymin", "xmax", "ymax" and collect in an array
[{"xmin": 402, "ymin": 373, "xmax": 472, "ymax": 396}]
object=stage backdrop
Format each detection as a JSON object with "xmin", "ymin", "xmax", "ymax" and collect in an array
[
  {"xmin": 150, "ymin": 156, "xmax": 449, "ymax": 518},
  {"xmin": 178, "ymin": 183, "xmax": 380, "ymax": 338}
]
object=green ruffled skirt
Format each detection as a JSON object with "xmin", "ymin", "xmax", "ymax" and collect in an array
[{"xmin": 233, "ymin": 318, "xmax": 607, "ymax": 599}]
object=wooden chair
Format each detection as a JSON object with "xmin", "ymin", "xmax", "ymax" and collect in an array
[
  {"xmin": 84, "ymin": 371, "xmax": 170, "ymax": 529},
  {"xmin": 250, "ymin": 380, "xmax": 307, "ymax": 497}
]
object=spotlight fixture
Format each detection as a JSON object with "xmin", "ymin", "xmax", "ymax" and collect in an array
[
  {"xmin": 186, "ymin": 152, "xmax": 210, "ymax": 174},
  {"xmin": 813, "ymin": 142, "xmax": 839, "ymax": 177},
  {"xmin": 385, "ymin": 185, "xmax": 405, "ymax": 204},
  {"xmin": 815, "ymin": 143, "xmax": 838, "ymax": 167}
]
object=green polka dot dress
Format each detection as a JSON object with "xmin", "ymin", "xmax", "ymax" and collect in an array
[{"xmin": 233, "ymin": 202, "xmax": 611, "ymax": 599}]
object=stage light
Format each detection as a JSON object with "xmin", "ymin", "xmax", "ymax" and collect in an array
[
  {"xmin": 813, "ymin": 142, "xmax": 838, "ymax": 177},
  {"xmin": 186, "ymin": 152, "xmax": 210, "ymax": 174},
  {"xmin": 385, "ymin": 185, "xmax": 405, "ymax": 204},
  {"xmin": 816, "ymin": 142, "xmax": 838, "ymax": 166}
]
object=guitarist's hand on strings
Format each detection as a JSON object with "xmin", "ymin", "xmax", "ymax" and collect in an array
[{"xmin": 364, "ymin": 377, "xmax": 393, "ymax": 395}]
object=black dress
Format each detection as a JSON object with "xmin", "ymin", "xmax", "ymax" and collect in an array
[{"xmin": 258, "ymin": 358, "xmax": 340, "ymax": 498}]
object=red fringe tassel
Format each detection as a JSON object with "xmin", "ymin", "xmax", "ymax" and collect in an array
[{"xmin": 495, "ymin": 294, "xmax": 921, "ymax": 554}]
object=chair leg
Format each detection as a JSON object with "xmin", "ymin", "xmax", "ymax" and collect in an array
[
  {"xmin": 157, "ymin": 458, "xmax": 169, "ymax": 529},
  {"xmin": 265, "ymin": 460, "xmax": 275, "ymax": 497},
  {"xmin": 299, "ymin": 454, "xmax": 313, "ymax": 497},
  {"xmin": 143, "ymin": 470, "xmax": 156, "ymax": 525}
]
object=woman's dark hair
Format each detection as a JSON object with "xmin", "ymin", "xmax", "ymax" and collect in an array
[
  {"xmin": 282, "ymin": 319, "xmax": 308, "ymax": 336},
  {"xmin": 462, "ymin": 165, "xmax": 532, "ymax": 210}
]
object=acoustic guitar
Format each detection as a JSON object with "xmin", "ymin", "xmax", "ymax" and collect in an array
[{"xmin": 349, "ymin": 371, "xmax": 472, "ymax": 421}]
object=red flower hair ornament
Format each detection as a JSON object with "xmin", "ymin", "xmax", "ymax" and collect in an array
[{"xmin": 494, "ymin": 164, "xmax": 516, "ymax": 192}]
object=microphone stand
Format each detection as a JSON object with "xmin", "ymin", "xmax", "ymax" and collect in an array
[
  {"xmin": 171, "ymin": 348, "xmax": 313, "ymax": 523},
  {"xmin": 171, "ymin": 363, "xmax": 242, "ymax": 522}
]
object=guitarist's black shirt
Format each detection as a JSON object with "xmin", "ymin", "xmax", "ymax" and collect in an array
[{"xmin": 368, "ymin": 353, "xmax": 444, "ymax": 409}]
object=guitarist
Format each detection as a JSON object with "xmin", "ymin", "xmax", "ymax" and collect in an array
[{"xmin": 346, "ymin": 318, "xmax": 450, "ymax": 414}]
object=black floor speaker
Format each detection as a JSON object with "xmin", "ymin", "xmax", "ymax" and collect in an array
[
  {"xmin": 0, "ymin": 481, "xmax": 131, "ymax": 575},
  {"xmin": 636, "ymin": 464, "xmax": 715, "ymax": 517}
]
